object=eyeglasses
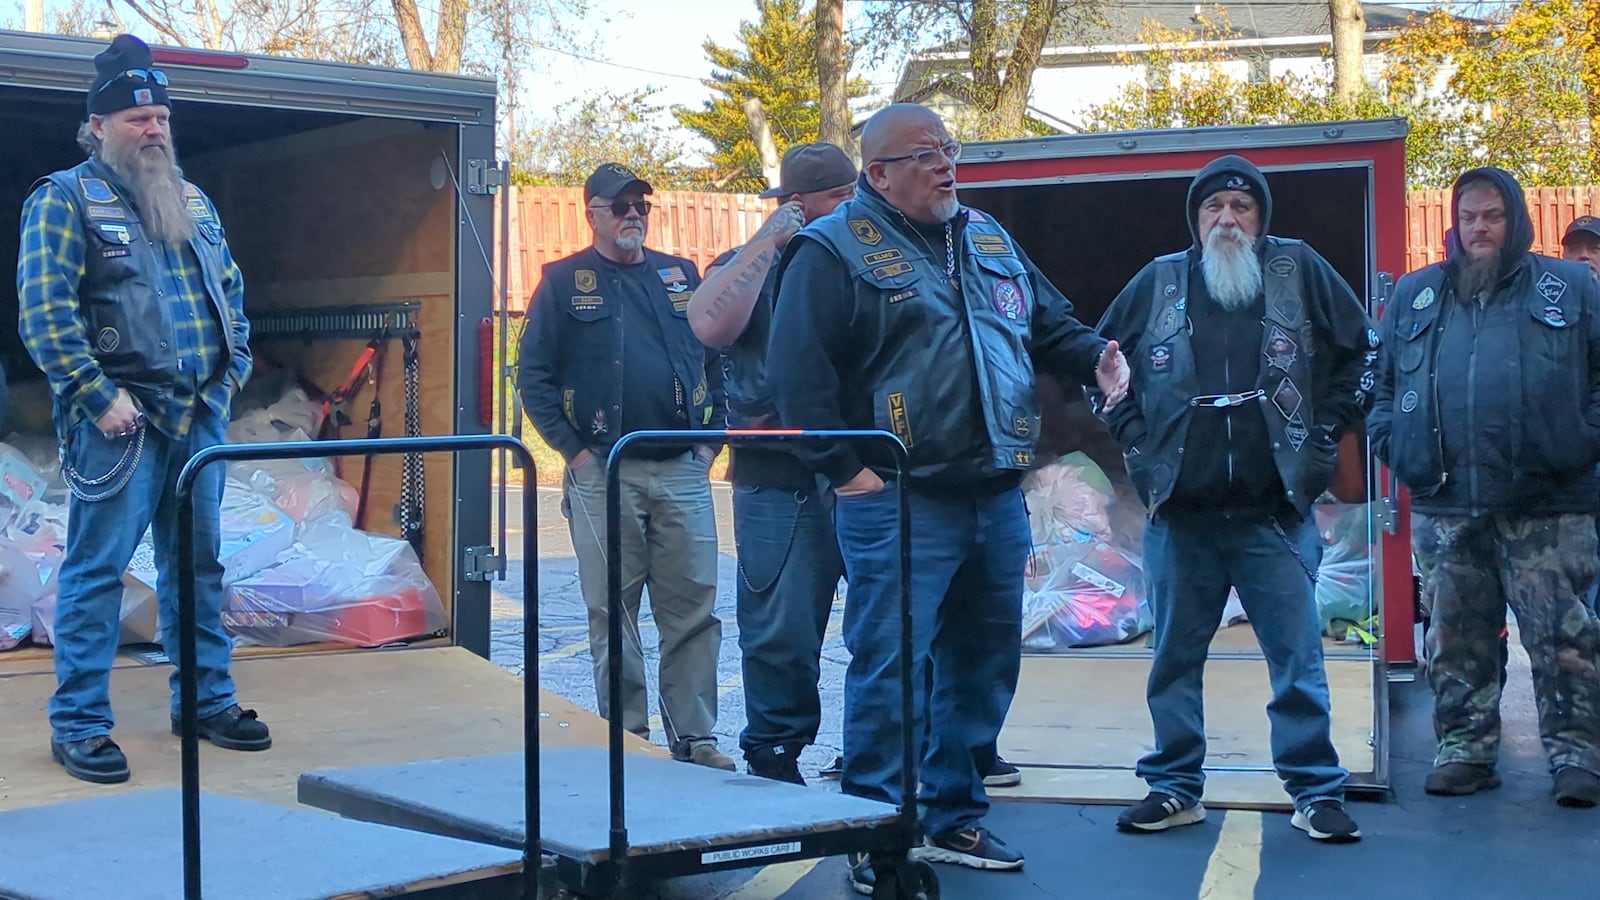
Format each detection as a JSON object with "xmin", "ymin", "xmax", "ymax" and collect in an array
[
  {"xmin": 873, "ymin": 141, "xmax": 962, "ymax": 168},
  {"xmin": 590, "ymin": 200, "xmax": 652, "ymax": 217},
  {"xmin": 95, "ymin": 68, "xmax": 169, "ymax": 95}
]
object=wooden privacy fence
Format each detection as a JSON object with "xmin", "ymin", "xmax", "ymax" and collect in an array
[
  {"xmin": 1406, "ymin": 186, "xmax": 1600, "ymax": 271},
  {"xmin": 495, "ymin": 186, "xmax": 1600, "ymax": 310},
  {"xmin": 499, "ymin": 187, "xmax": 774, "ymax": 310}
]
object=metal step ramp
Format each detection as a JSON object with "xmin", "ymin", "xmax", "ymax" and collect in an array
[
  {"xmin": 0, "ymin": 788, "xmax": 521, "ymax": 900},
  {"xmin": 299, "ymin": 746, "xmax": 904, "ymax": 873}
]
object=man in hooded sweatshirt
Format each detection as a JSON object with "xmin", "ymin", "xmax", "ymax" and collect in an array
[
  {"xmin": 1092, "ymin": 155, "xmax": 1376, "ymax": 842},
  {"xmin": 1369, "ymin": 167, "xmax": 1600, "ymax": 807}
]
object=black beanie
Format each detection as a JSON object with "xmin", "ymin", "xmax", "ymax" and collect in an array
[
  {"xmin": 88, "ymin": 34, "xmax": 171, "ymax": 117},
  {"xmin": 1189, "ymin": 158, "xmax": 1267, "ymax": 225}
]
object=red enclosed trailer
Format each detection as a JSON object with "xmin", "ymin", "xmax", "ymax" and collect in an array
[{"xmin": 955, "ymin": 118, "xmax": 1411, "ymax": 805}]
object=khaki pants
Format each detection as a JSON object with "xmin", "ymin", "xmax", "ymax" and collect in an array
[{"xmin": 564, "ymin": 450, "xmax": 722, "ymax": 749}]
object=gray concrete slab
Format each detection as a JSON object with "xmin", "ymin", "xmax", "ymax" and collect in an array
[{"xmin": 0, "ymin": 788, "xmax": 520, "ymax": 900}]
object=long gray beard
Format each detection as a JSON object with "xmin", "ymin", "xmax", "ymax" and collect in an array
[
  {"xmin": 1201, "ymin": 226, "xmax": 1263, "ymax": 311},
  {"xmin": 100, "ymin": 135, "xmax": 195, "ymax": 244}
]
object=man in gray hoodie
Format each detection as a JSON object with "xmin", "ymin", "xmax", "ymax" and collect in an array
[{"xmin": 1369, "ymin": 167, "xmax": 1600, "ymax": 807}]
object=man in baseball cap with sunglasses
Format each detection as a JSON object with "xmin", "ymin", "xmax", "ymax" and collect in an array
[
  {"xmin": 517, "ymin": 162, "xmax": 735, "ymax": 771},
  {"xmin": 16, "ymin": 33, "xmax": 263, "ymax": 785}
]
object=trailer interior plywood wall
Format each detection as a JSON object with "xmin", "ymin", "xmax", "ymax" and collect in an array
[{"xmin": 186, "ymin": 117, "xmax": 461, "ymax": 623}]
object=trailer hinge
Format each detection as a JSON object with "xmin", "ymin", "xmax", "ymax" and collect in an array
[
  {"xmin": 1374, "ymin": 496, "xmax": 1399, "ymax": 535},
  {"xmin": 463, "ymin": 545, "xmax": 506, "ymax": 581},
  {"xmin": 466, "ymin": 159, "xmax": 506, "ymax": 196}
]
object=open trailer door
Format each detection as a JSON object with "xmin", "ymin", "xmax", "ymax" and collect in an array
[{"xmin": 955, "ymin": 119, "xmax": 1411, "ymax": 807}]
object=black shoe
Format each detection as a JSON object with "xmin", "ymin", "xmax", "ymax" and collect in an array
[
  {"xmin": 821, "ymin": 754, "xmax": 844, "ymax": 780},
  {"xmin": 983, "ymin": 755, "xmax": 1022, "ymax": 788},
  {"xmin": 1424, "ymin": 762, "xmax": 1500, "ymax": 796},
  {"xmin": 746, "ymin": 746, "xmax": 805, "ymax": 786},
  {"xmin": 50, "ymin": 735, "xmax": 130, "ymax": 784},
  {"xmin": 1553, "ymin": 766, "xmax": 1600, "ymax": 808},
  {"xmin": 1116, "ymin": 792, "xmax": 1206, "ymax": 832},
  {"xmin": 172, "ymin": 704, "xmax": 272, "ymax": 751},
  {"xmin": 917, "ymin": 825, "xmax": 1024, "ymax": 870},
  {"xmin": 847, "ymin": 851, "xmax": 876, "ymax": 896},
  {"xmin": 1292, "ymin": 799, "xmax": 1362, "ymax": 842}
]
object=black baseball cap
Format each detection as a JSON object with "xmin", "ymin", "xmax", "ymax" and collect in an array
[
  {"xmin": 759, "ymin": 143, "xmax": 858, "ymax": 199},
  {"xmin": 1564, "ymin": 216, "xmax": 1600, "ymax": 243},
  {"xmin": 584, "ymin": 163, "xmax": 653, "ymax": 203}
]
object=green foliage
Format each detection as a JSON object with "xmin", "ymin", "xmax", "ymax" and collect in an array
[
  {"xmin": 1078, "ymin": 2, "xmax": 1600, "ymax": 189},
  {"xmin": 672, "ymin": 0, "xmax": 869, "ymax": 192},
  {"xmin": 1381, "ymin": 0, "xmax": 1600, "ymax": 187},
  {"xmin": 511, "ymin": 88, "xmax": 702, "ymax": 188}
]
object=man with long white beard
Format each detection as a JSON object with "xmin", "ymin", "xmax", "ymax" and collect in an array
[
  {"xmin": 16, "ymin": 33, "xmax": 263, "ymax": 785},
  {"xmin": 1092, "ymin": 155, "xmax": 1375, "ymax": 842},
  {"xmin": 515, "ymin": 162, "xmax": 734, "ymax": 771}
]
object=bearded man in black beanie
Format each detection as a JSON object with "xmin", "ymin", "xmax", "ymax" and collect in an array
[
  {"xmin": 15, "ymin": 33, "xmax": 263, "ymax": 785},
  {"xmin": 1090, "ymin": 155, "xmax": 1378, "ymax": 841}
]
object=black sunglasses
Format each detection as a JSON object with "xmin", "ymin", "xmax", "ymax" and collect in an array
[
  {"xmin": 95, "ymin": 68, "xmax": 169, "ymax": 96},
  {"xmin": 590, "ymin": 200, "xmax": 652, "ymax": 217}
]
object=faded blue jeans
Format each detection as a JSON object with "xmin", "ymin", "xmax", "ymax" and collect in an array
[
  {"xmin": 1138, "ymin": 509, "xmax": 1348, "ymax": 809},
  {"xmin": 732, "ymin": 481, "xmax": 844, "ymax": 759},
  {"xmin": 51, "ymin": 404, "xmax": 237, "ymax": 743},
  {"xmin": 833, "ymin": 479, "xmax": 1029, "ymax": 837}
]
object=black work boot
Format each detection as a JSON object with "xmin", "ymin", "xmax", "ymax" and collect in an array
[
  {"xmin": 1553, "ymin": 767, "xmax": 1600, "ymax": 808},
  {"xmin": 172, "ymin": 704, "xmax": 272, "ymax": 751},
  {"xmin": 746, "ymin": 745, "xmax": 805, "ymax": 785},
  {"xmin": 1424, "ymin": 762, "xmax": 1501, "ymax": 796},
  {"xmin": 51, "ymin": 735, "xmax": 131, "ymax": 784}
]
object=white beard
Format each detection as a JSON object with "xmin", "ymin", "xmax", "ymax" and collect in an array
[
  {"xmin": 932, "ymin": 194, "xmax": 960, "ymax": 223},
  {"xmin": 1201, "ymin": 225, "xmax": 1262, "ymax": 311},
  {"xmin": 614, "ymin": 229, "xmax": 644, "ymax": 252}
]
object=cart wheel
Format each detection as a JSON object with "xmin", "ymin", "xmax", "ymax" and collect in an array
[{"xmin": 886, "ymin": 858, "xmax": 939, "ymax": 900}]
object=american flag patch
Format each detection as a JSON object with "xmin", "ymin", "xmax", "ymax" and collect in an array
[{"xmin": 657, "ymin": 266, "xmax": 685, "ymax": 282}]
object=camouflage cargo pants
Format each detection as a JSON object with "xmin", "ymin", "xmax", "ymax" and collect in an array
[{"xmin": 1413, "ymin": 512, "xmax": 1600, "ymax": 775}]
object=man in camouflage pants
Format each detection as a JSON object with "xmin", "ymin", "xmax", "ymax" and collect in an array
[{"xmin": 1370, "ymin": 166, "xmax": 1600, "ymax": 806}]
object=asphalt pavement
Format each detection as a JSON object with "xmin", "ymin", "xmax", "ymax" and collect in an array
[{"xmin": 489, "ymin": 484, "xmax": 1600, "ymax": 899}]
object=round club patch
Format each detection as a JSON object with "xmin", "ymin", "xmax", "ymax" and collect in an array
[
  {"xmin": 97, "ymin": 327, "xmax": 120, "ymax": 353},
  {"xmin": 993, "ymin": 279, "xmax": 1026, "ymax": 321},
  {"xmin": 1400, "ymin": 390, "xmax": 1418, "ymax": 413}
]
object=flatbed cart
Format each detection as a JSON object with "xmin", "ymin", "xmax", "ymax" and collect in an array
[
  {"xmin": 284, "ymin": 430, "xmax": 934, "ymax": 898},
  {"xmin": 549, "ymin": 427, "xmax": 937, "ymax": 900}
]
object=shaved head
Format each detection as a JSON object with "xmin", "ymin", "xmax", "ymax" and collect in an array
[
  {"xmin": 860, "ymin": 103, "xmax": 961, "ymax": 225},
  {"xmin": 860, "ymin": 103, "xmax": 942, "ymax": 165}
]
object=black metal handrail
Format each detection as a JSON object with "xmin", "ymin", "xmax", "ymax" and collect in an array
[
  {"xmin": 601, "ymin": 428, "xmax": 913, "ymax": 889},
  {"xmin": 175, "ymin": 433, "xmax": 538, "ymax": 900}
]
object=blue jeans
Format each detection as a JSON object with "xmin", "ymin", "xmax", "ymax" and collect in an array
[
  {"xmin": 733, "ymin": 482, "xmax": 844, "ymax": 758},
  {"xmin": 1139, "ymin": 509, "xmax": 1347, "ymax": 808},
  {"xmin": 51, "ymin": 405, "xmax": 237, "ymax": 742},
  {"xmin": 833, "ymin": 480, "xmax": 1028, "ymax": 837}
]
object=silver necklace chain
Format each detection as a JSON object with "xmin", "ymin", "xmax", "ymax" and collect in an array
[{"xmin": 944, "ymin": 223, "xmax": 954, "ymax": 278}]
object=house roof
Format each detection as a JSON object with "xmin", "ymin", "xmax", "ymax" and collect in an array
[
  {"xmin": 915, "ymin": 2, "xmax": 1429, "ymax": 55},
  {"xmin": 1065, "ymin": 1, "xmax": 1424, "ymax": 47}
]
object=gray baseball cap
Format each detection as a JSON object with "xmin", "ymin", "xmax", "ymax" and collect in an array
[{"xmin": 759, "ymin": 143, "xmax": 858, "ymax": 199}]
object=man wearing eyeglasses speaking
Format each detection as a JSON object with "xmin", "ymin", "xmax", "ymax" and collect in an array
[
  {"xmin": 516, "ymin": 162, "xmax": 735, "ymax": 771},
  {"xmin": 1091, "ymin": 155, "xmax": 1376, "ymax": 843},
  {"xmin": 768, "ymin": 104, "xmax": 1129, "ymax": 891}
]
